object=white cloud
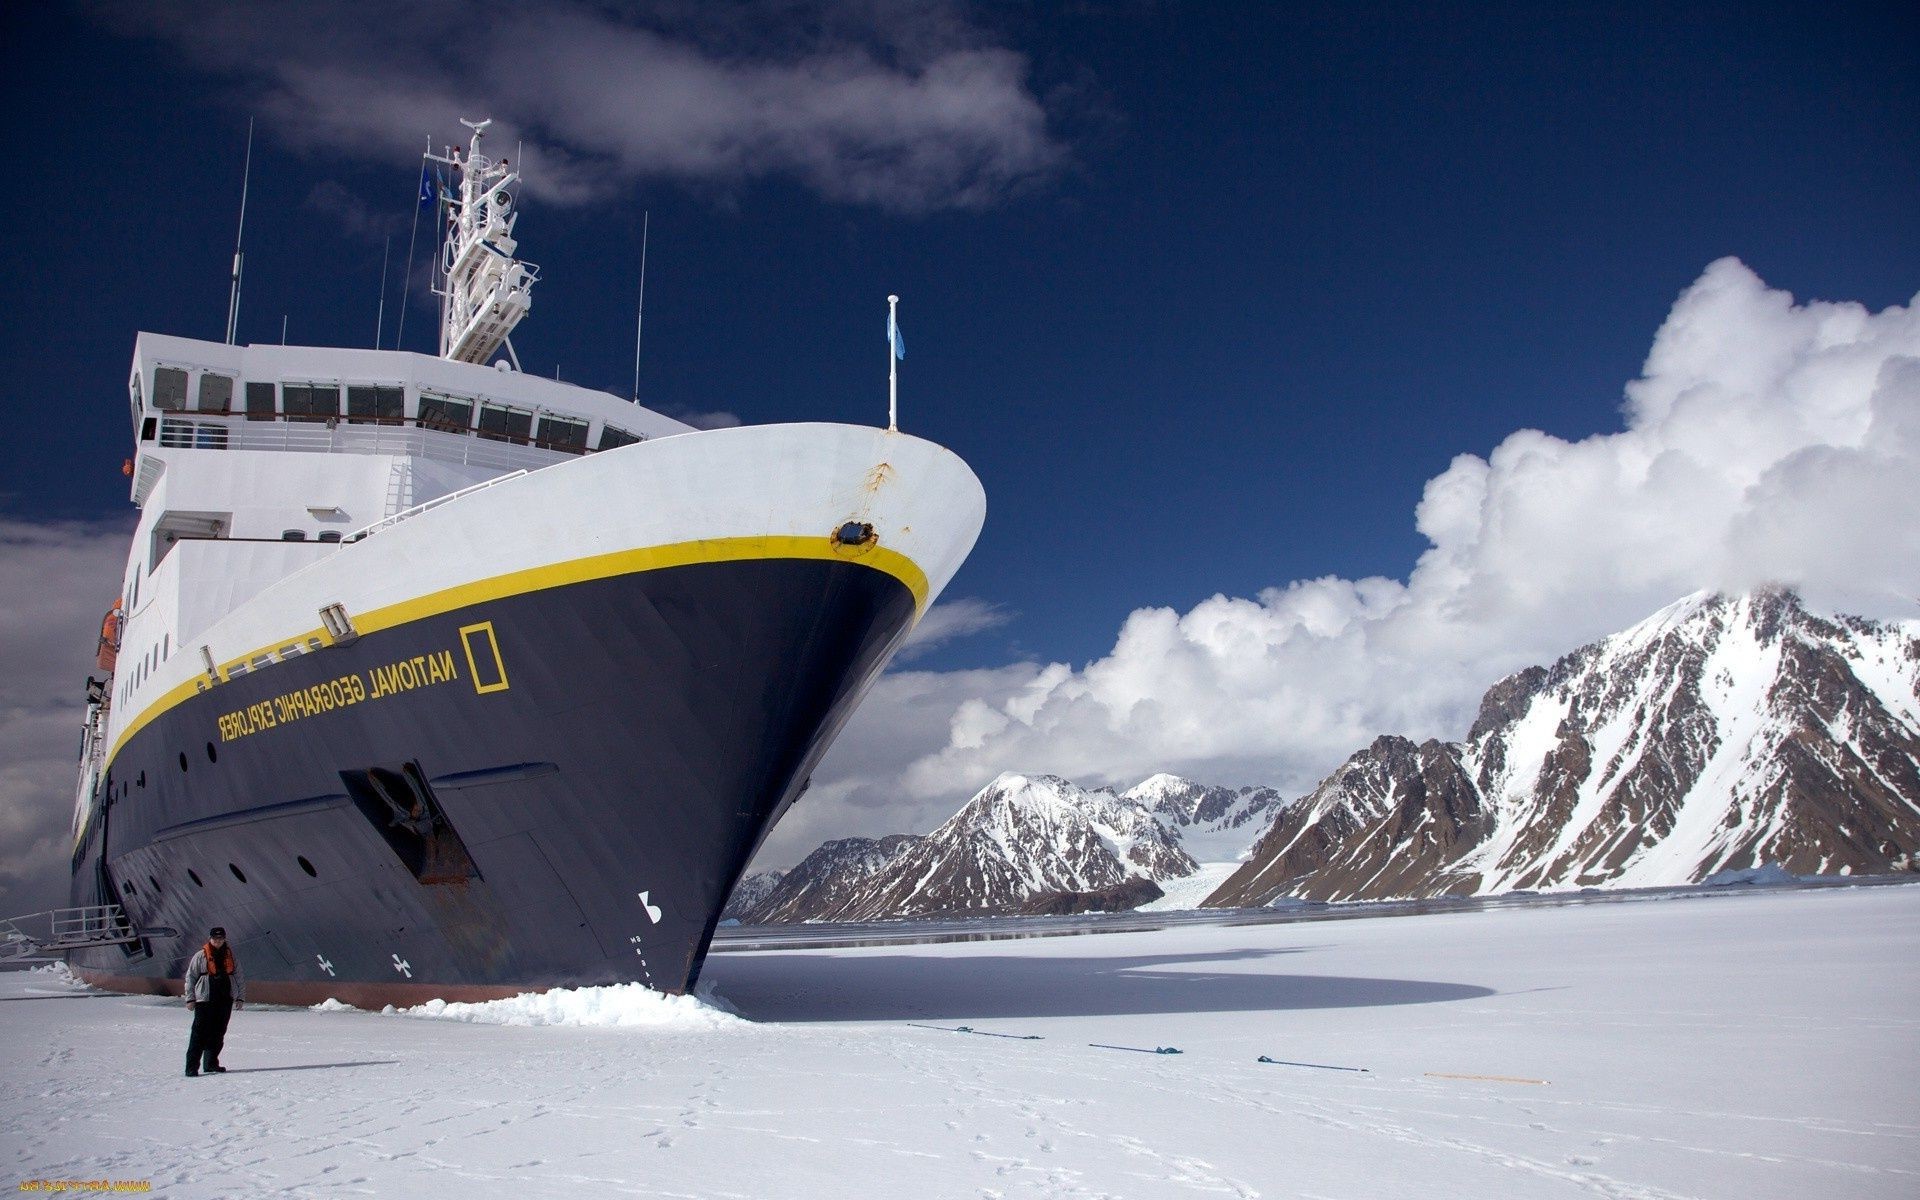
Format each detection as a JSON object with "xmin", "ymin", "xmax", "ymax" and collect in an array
[
  {"xmin": 109, "ymin": 1, "xmax": 1067, "ymax": 213},
  {"xmin": 672, "ymin": 410, "xmax": 745, "ymax": 431},
  {"xmin": 896, "ymin": 597, "xmax": 1012, "ymax": 662},
  {"xmin": 788, "ymin": 259, "xmax": 1920, "ymax": 861},
  {"xmin": 0, "ymin": 518, "xmax": 134, "ymax": 913}
]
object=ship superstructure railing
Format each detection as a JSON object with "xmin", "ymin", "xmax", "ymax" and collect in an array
[
  {"xmin": 0, "ymin": 905, "xmax": 174, "ymax": 964},
  {"xmin": 155, "ymin": 412, "xmax": 584, "ymax": 474},
  {"xmin": 345, "ymin": 469, "xmax": 529, "ymax": 542}
]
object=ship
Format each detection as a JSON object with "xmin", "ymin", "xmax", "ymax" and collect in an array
[{"xmin": 63, "ymin": 120, "xmax": 985, "ymax": 1006}]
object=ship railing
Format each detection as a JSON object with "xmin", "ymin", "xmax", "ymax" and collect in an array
[
  {"xmin": 345, "ymin": 469, "xmax": 530, "ymax": 543},
  {"xmin": 156, "ymin": 412, "xmax": 581, "ymax": 475},
  {"xmin": 0, "ymin": 905, "xmax": 173, "ymax": 964}
]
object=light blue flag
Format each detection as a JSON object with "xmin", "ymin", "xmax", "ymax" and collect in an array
[{"xmin": 888, "ymin": 311, "xmax": 905, "ymax": 360}]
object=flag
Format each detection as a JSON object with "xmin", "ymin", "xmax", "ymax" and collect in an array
[
  {"xmin": 888, "ymin": 309, "xmax": 905, "ymax": 360},
  {"xmin": 417, "ymin": 163, "xmax": 434, "ymax": 209}
]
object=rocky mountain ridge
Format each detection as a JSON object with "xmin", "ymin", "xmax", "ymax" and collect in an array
[{"xmin": 1208, "ymin": 590, "xmax": 1920, "ymax": 905}]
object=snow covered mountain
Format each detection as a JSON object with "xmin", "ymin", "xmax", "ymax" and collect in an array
[
  {"xmin": 839, "ymin": 774, "xmax": 1200, "ymax": 918},
  {"xmin": 1208, "ymin": 590, "xmax": 1920, "ymax": 906},
  {"xmin": 729, "ymin": 835, "xmax": 922, "ymax": 924},
  {"xmin": 734, "ymin": 774, "xmax": 1216, "ymax": 922},
  {"xmin": 719, "ymin": 869, "xmax": 786, "ymax": 922},
  {"xmin": 1122, "ymin": 774, "xmax": 1284, "ymax": 863}
]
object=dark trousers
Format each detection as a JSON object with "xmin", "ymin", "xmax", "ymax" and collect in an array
[{"xmin": 186, "ymin": 990, "xmax": 233, "ymax": 1072}]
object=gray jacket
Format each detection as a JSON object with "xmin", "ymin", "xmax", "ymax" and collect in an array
[{"xmin": 184, "ymin": 945, "xmax": 245, "ymax": 1003}]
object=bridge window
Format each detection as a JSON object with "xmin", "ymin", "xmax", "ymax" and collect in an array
[
  {"xmin": 477, "ymin": 404, "xmax": 532, "ymax": 445},
  {"xmin": 347, "ymin": 385, "xmax": 405, "ymax": 424},
  {"xmin": 283, "ymin": 384, "xmax": 341, "ymax": 421},
  {"xmin": 245, "ymin": 381, "xmax": 276, "ymax": 421},
  {"xmin": 597, "ymin": 425, "xmax": 641, "ymax": 451},
  {"xmin": 418, "ymin": 394, "xmax": 473, "ymax": 432},
  {"xmin": 536, "ymin": 415, "xmax": 588, "ymax": 453},
  {"xmin": 198, "ymin": 374, "xmax": 234, "ymax": 413},
  {"xmin": 153, "ymin": 367, "xmax": 189, "ymax": 411}
]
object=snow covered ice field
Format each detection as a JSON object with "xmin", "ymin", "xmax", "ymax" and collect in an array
[{"xmin": 4, "ymin": 885, "xmax": 1915, "ymax": 1199}]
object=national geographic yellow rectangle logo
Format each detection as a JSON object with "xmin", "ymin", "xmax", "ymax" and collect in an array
[{"xmin": 460, "ymin": 621, "xmax": 510, "ymax": 694}]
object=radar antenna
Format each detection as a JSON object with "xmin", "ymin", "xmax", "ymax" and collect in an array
[{"xmin": 426, "ymin": 119, "xmax": 540, "ymax": 365}]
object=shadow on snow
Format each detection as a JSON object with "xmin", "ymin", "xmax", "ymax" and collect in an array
[{"xmin": 705, "ymin": 945, "xmax": 1496, "ymax": 1022}]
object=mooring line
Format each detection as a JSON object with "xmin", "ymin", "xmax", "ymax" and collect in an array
[
  {"xmin": 1423, "ymin": 1071, "xmax": 1549, "ymax": 1085},
  {"xmin": 1257, "ymin": 1055, "xmax": 1370, "ymax": 1073},
  {"xmin": 1088, "ymin": 1043, "xmax": 1182, "ymax": 1055},
  {"xmin": 907, "ymin": 1023, "xmax": 1044, "ymax": 1041}
]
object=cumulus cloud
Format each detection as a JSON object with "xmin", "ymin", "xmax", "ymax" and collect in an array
[
  {"xmin": 107, "ymin": 1, "xmax": 1067, "ymax": 213},
  {"xmin": 0, "ymin": 518, "xmax": 134, "ymax": 913},
  {"xmin": 785, "ymin": 259, "xmax": 1920, "ymax": 860}
]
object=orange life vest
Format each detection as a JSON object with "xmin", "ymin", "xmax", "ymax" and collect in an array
[{"xmin": 201, "ymin": 942, "xmax": 235, "ymax": 976}]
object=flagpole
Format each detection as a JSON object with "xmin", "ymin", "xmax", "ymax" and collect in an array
[{"xmin": 887, "ymin": 294, "xmax": 899, "ymax": 432}]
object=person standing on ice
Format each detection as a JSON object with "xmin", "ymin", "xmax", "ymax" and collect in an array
[{"xmin": 184, "ymin": 927, "xmax": 244, "ymax": 1077}]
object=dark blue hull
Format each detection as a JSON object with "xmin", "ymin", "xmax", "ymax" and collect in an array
[{"xmin": 69, "ymin": 555, "xmax": 915, "ymax": 1005}]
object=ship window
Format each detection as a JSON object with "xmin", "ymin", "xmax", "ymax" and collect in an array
[
  {"xmin": 206, "ymin": 741, "xmax": 217, "ymax": 763},
  {"xmin": 347, "ymin": 385, "xmax": 404, "ymax": 424},
  {"xmin": 130, "ymin": 373, "xmax": 144, "ymax": 421},
  {"xmin": 317, "ymin": 530, "xmax": 343, "ymax": 543},
  {"xmin": 417, "ymin": 394, "xmax": 473, "ymax": 432},
  {"xmin": 477, "ymin": 404, "xmax": 533, "ymax": 444},
  {"xmin": 188, "ymin": 869, "xmax": 203, "ymax": 887},
  {"xmin": 597, "ymin": 425, "xmax": 641, "ymax": 451},
  {"xmin": 159, "ymin": 418, "xmax": 196, "ymax": 447},
  {"xmin": 283, "ymin": 384, "xmax": 340, "ymax": 420},
  {"xmin": 282, "ymin": 529, "xmax": 307, "ymax": 541},
  {"xmin": 535, "ymin": 415, "xmax": 588, "ymax": 453},
  {"xmin": 229, "ymin": 863, "xmax": 247, "ymax": 883},
  {"xmin": 153, "ymin": 367, "xmax": 189, "ymax": 411},
  {"xmin": 178, "ymin": 752, "xmax": 188, "ymax": 772},
  {"xmin": 245, "ymin": 381, "xmax": 276, "ymax": 421},
  {"xmin": 197, "ymin": 374, "xmax": 234, "ymax": 413},
  {"xmin": 148, "ymin": 875, "xmax": 160, "ymax": 895},
  {"xmin": 298, "ymin": 855, "xmax": 317, "ymax": 878}
]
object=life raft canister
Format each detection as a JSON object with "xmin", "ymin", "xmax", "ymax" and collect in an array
[{"xmin": 97, "ymin": 599, "xmax": 122, "ymax": 673}]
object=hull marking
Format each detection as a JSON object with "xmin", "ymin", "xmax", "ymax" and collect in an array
[
  {"xmin": 391, "ymin": 954, "xmax": 413, "ymax": 978},
  {"xmin": 104, "ymin": 533, "xmax": 929, "ymax": 771},
  {"xmin": 458, "ymin": 621, "xmax": 510, "ymax": 694}
]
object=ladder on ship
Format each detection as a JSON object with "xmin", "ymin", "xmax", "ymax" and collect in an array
[{"xmin": 0, "ymin": 905, "xmax": 177, "ymax": 964}]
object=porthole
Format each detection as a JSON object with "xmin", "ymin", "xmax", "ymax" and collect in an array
[
  {"xmin": 205, "ymin": 742, "xmax": 217, "ymax": 763},
  {"xmin": 148, "ymin": 875, "xmax": 161, "ymax": 895},
  {"xmin": 298, "ymin": 855, "xmax": 317, "ymax": 877},
  {"xmin": 179, "ymin": 752, "xmax": 189, "ymax": 772},
  {"xmin": 187, "ymin": 869, "xmax": 203, "ymax": 888},
  {"xmin": 229, "ymin": 863, "xmax": 247, "ymax": 883}
]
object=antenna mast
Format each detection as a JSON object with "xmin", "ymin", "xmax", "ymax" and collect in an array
[
  {"xmin": 224, "ymin": 118, "xmax": 255, "ymax": 345},
  {"xmin": 425, "ymin": 119, "xmax": 540, "ymax": 365},
  {"xmin": 374, "ymin": 234, "xmax": 391, "ymax": 348},
  {"xmin": 632, "ymin": 210, "xmax": 648, "ymax": 403}
]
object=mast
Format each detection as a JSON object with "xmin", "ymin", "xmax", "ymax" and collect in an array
[
  {"xmin": 224, "ymin": 118, "xmax": 254, "ymax": 346},
  {"xmin": 426, "ymin": 119, "xmax": 540, "ymax": 365}
]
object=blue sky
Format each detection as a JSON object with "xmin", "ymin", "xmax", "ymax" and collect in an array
[{"xmin": 3, "ymin": 1, "xmax": 1917, "ymax": 889}]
